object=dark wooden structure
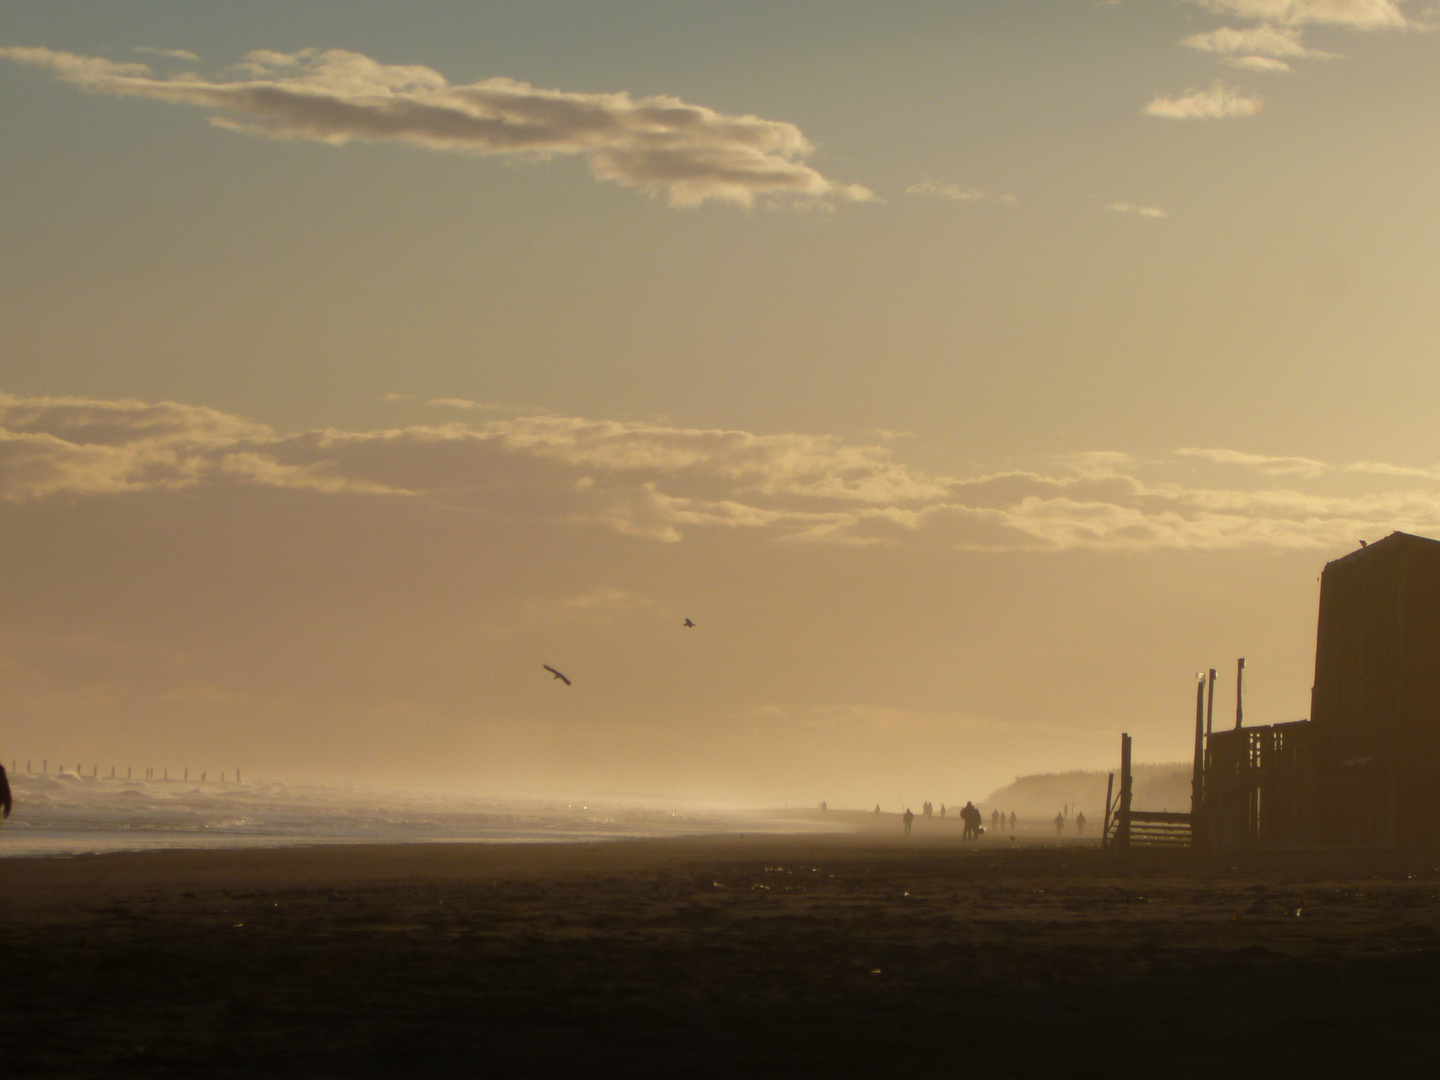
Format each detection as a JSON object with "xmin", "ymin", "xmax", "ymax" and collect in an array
[
  {"xmin": 1191, "ymin": 531, "xmax": 1440, "ymax": 849},
  {"xmin": 1308, "ymin": 531, "xmax": 1440, "ymax": 847},
  {"xmin": 1199, "ymin": 721, "xmax": 1311, "ymax": 848},
  {"xmin": 1103, "ymin": 732, "xmax": 1194, "ymax": 849}
]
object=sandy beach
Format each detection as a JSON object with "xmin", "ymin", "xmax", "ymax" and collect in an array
[{"xmin": 3, "ymin": 829, "xmax": 1439, "ymax": 1077}]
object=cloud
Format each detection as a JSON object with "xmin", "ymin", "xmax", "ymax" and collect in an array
[
  {"xmin": 1345, "ymin": 460, "xmax": 1440, "ymax": 479},
  {"xmin": 1107, "ymin": 202, "xmax": 1167, "ymax": 218},
  {"xmin": 1182, "ymin": 0, "xmax": 1416, "ymax": 28},
  {"xmin": 906, "ymin": 180, "xmax": 1016, "ymax": 205},
  {"xmin": 8, "ymin": 392, "xmax": 1440, "ymax": 552},
  {"xmin": 0, "ymin": 393, "xmax": 401, "ymax": 500},
  {"xmin": 1224, "ymin": 55, "xmax": 1295, "ymax": 70},
  {"xmin": 0, "ymin": 46, "xmax": 871, "ymax": 209},
  {"xmin": 1176, "ymin": 447, "xmax": 1327, "ymax": 476},
  {"xmin": 427, "ymin": 398, "xmax": 504, "ymax": 412},
  {"xmin": 1144, "ymin": 82, "xmax": 1265, "ymax": 118},
  {"xmin": 1182, "ymin": 24, "xmax": 1340, "ymax": 56},
  {"xmin": 907, "ymin": 180, "xmax": 984, "ymax": 201},
  {"xmin": 134, "ymin": 46, "xmax": 200, "ymax": 61}
]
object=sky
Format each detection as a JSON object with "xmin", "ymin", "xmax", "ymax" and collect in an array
[{"xmin": 2, "ymin": 0, "xmax": 1438, "ymax": 806}]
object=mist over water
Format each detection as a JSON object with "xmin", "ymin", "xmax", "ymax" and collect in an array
[{"xmin": 0, "ymin": 773, "xmax": 840, "ymax": 857}]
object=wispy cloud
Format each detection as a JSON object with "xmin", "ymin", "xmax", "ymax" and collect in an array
[
  {"xmin": 1176, "ymin": 447, "xmax": 1327, "ymax": 476},
  {"xmin": 1225, "ymin": 55, "xmax": 1295, "ymax": 70},
  {"xmin": 906, "ymin": 180, "xmax": 1016, "ymax": 205},
  {"xmin": 1182, "ymin": 0, "xmax": 1417, "ymax": 29},
  {"xmin": 133, "ymin": 46, "xmax": 200, "ymax": 61},
  {"xmin": 1182, "ymin": 24, "xmax": 1340, "ymax": 56},
  {"xmin": 1144, "ymin": 82, "xmax": 1265, "ymax": 118},
  {"xmin": 0, "ymin": 46, "xmax": 872, "ymax": 209},
  {"xmin": 427, "ymin": 398, "xmax": 504, "ymax": 412},
  {"xmin": 1107, "ymin": 202, "xmax": 1167, "ymax": 218},
  {"xmin": 7, "ymin": 392, "xmax": 1440, "ymax": 553},
  {"xmin": 1345, "ymin": 460, "xmax": 1440, "ymax": 479}
]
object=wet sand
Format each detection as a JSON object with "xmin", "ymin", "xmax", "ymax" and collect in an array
[{"xmin": 3, "ymin": 831, "xmax": 1439, "ymax": 1077}]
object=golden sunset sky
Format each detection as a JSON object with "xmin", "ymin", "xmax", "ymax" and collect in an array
[{"xmin": 2, "ymin": 0, "xmax": 1438, "ymax": 804}]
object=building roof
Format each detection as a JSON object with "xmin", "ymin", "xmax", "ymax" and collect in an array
[{"xmin": 1325, "ymin": 530, "xmax": 1440, "ymax": 570}]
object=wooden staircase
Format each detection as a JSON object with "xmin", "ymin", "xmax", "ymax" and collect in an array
[
  {"xmin": 1105, "ymin": 809, "xmax": 1193, "ymax": 848},
  {"xmin": 1101, "ymin": 733, "xmax": 1195, "ymax": 849}
]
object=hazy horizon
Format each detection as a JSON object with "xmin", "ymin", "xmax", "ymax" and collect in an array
[{"xmin": 4, "ymin": 1, "xmax": 1437, "ymax": 807}]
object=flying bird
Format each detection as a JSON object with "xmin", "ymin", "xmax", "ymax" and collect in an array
[
  {"xmin": 683, "ymin": 619, "xmax": 695, "ymax": 628},
  {"xmin": 543, "ymin": 664, "xmax": 571, "ymax": 686}
]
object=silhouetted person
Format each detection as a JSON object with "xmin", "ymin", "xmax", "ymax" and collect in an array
[
  {"xmin": 0, "ymin": 763, "xmax": 10, "ymax": 820},
  {"xmin": 991, "ymin": 808, "xmax": 1000, "ymax": 833},
  {"xmin": 874, "ymin": 804, "xmax": 881, "ymax": 817},
  {"xmin": 940, "ymin": 803, "xmax": 946, "ymax": 819},
  {"xmin": 1054, "ymin": 811, "xmax": 1065, "ymax": 835},
  {"xmin": 903, "ymin": 808, "xmax": 914, "ymax": 836},
  {"xmin": 820, "ymin": 801, "xmax": 827, "ymax": 813},
  {"xmin": 961, "ymin": 801, "xmax": 980, "ymax": 840},
  {"xmin": 1075, "ymin": 810, "xmax": 1086, "ymax": 835},
  {"xmin": 1009, "ymin": 811, "xmax": 1017, "ymax": 833},
  {"xmin": 923, "ymin": 801, "xmax": 932, "ymax": 818}
]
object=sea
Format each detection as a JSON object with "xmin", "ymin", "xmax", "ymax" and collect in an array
[{"xmin": 0, "ymin": 772, "xmax": 839, "ymax": 857}]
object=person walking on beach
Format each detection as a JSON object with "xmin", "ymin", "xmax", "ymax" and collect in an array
[
  {"xmin": 961, "ymin": 802, "xmax": 979, "ymax": 840},
  {"xmin": 1009, "ymin": 811, "xmax": 1017, "ymax": 833},
  {"xmin": 1054, "ymin": 811, "xmax": 1065, "ymax": 835},
  {"xmin": 1075, "ymin": 810, "xmax": 1086, "ymax": 835},
  {"xmin": 991, "ymin": 808, "xmax": 1000, "ymax": 833},
  {"xmin": 903, "ymin": 808, "xmax": 914, "ymax": 836},
  {"xmin": 0, "ymin": 762, "xmax": 10, "ymax": 820}
]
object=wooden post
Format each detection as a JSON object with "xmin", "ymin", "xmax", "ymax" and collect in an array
[
  {"xmin": 1118, "ymin": 733, "xmax": 1133, "ymax": 849},
  {"xmin": 1102, "ymin": 772, "xmax": 1115, "ymax": 849},
  {"xmin": 1206, "ymin": 669, "xmax": 1216, "ymax": 736},
  {"xmin": 1235, "ymin": 658, "xmax": 1245, "ymax": 729},
  {"xmin": 1192, "ymin": 674, "xmax": 1206, "ymax": 820}
]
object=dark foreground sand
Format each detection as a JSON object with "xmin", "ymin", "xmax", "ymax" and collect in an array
[{"xmin": 3, "ymin": 833, "xmax": 1439, "ymax": 1077}]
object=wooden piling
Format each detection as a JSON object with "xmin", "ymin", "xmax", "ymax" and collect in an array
[
  {"xmin": 1192, "ymin": 674, "xmax": 1206, "ymax": 818},
  {"xmin": 1206, "ymin": 668, "xmax": 1216, "ymax": 736},
  {"xmin": 1117, "ymin": 733, "xmax": 1133, "ymax": 849},
  {"xmin": 1101, "ymin": 772, "xmax": 1115, "ymax": 848},
  {"xmin": 1235, "ymin": 657, "xmax": 1246, "ymax": 729}
]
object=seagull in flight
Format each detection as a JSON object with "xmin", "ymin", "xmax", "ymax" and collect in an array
[
  {"xmin": 543, "ymin": 664, "xmax": 571, "ymax": 686},
  {"xmin": 683, "ymin": 619, "xmax": 695, "ymax": 628}
]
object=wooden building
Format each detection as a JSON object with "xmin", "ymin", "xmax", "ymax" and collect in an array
[
  {"xmin": 1308, "ymin": 530, "xmax": 1440, "ymax": 846},
  {"xmin": 1183, "ymin": 532, "xmax": 1440, "ymax": 849}
]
